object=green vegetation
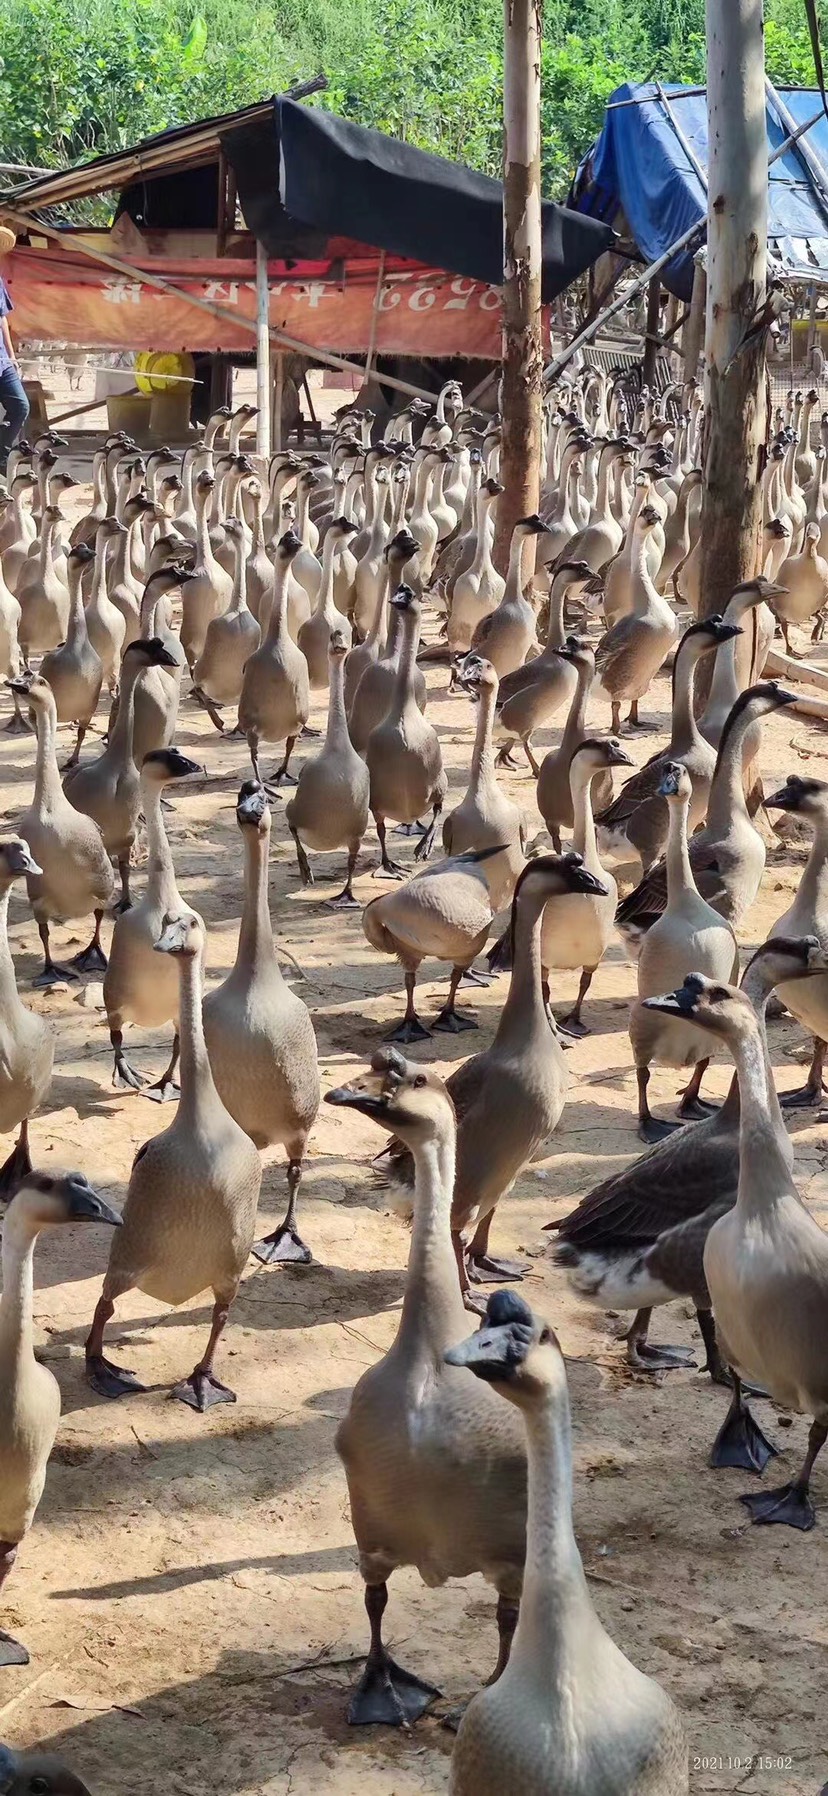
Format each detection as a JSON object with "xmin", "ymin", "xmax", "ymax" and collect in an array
[{"xmin": 0, "ymin": 0, "xmax": 821, "ymax": 193}]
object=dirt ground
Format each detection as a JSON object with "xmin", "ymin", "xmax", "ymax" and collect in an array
[{"xmin": 2, "ymin": 479, "xmax": 828, "ymax": 1796}]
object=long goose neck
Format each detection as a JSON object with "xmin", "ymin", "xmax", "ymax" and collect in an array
[
  {"xmin": 0, "ymin": 1213, "xmax": 36, "ymax": 1368},
  {"xmin": 497, "ymin": 886, "xmax": 552, "ymax": 1045},
  {"xmin": 470, "ymin": 487, "xmax": 490, "ymax": 571},
  {"xmin": 108, "ymin": 657, "xmax": 141, "ymax": 760},
  {"xmin": 265, "ymin": 562, "xmax": 290, "ymax": 645},
  {"xmin": 670, "ymin": 642, "xmax": 704, "ymax": 752},
  {"xmin": 468, "ymin": 682, "xmax": 497, "ymax": 788},
  {"xmin": 142, "ymin": 780, "xmax": 178, "ymax": 907},
  {"xmin": 630, "ymin": 527, "xmax": 652, "ymax": 608},
  {"xmin": 33, "ymin": 699, "xmax": 64, "ymax": 808},
  {"xmin": 504, "ymin": 530, "xmax": 525, "ymax": 603},
  {"xmin": 705, "ymin": 712, "xmax": 753, "ymax": 833},
  {"xmin": 594, "ymin": 449, "xmax": 613, "ymax": 517},
  {"xmin": 236, "ymin": 826, "xmax": 278, "ymax": 977},
  {"xmin": 732, "ymin": 1021, "xmax": 795, "ymax": 1213},
  {"xmin": 195, "ymin": 489, "xmax": 214, "ymax": 566},
  {"xmin": 571, "ymin": 762, "xmax": 597, "ymax": 861},
  {"xmin": 387, "ymin": 609, "xmax": 418, "ymax": 717},
  {"xmin": 545, "ymin": 572, "xmax": 570, "ymax": 649},
  {"xmin": 562, "ymin": 662, "xmax": 592, "ymax": 747},
  {"xmin": 0, "ymin": 884, "xmax": 19, "ymax": 1006},
  {"xmin": 65, "ymin": 570, "xmax": 87, "ymax": 643},
  {"xmin": 797, "ymin": 813, "xmax": 828, "ymax": 920},
  {"xmin": 325, "ymin": 652, "xmax": 351, "ymax": 751},
  {"xmin": 513, "ymin": 1390, "xmax": 593, "ymax": 1670},
  {"xmin": 395, "ymin": 1133, "xmax": 465, "ymax": 1359},
  {"xmin": 91, "ymin": 534, "xmax": 111, "ymax": 607},
  {"xmin": 176, "ymin": 950, "xmax": 218, "ymax": 1127},
  {"xmin": 110, "ymin": 530, "xmax": 129, "ymax": 587},
  {"xmin": 365, "ymin": 562, "xmax": 390, "ymax": 650},
  {"xmin": 665, "ymin": 793, "xmax": 695, "ymax": 902},
  {"xmin": 315, "ymin": 530, "xmax": 337, "ymax": 620}
]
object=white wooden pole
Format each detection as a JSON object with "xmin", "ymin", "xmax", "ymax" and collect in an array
[
  {"xmin": 497, "ymin": 0, "xmax": 543, "ymax": 572},
  {"xmin": 256, "ymin": 238, "xmax": 271, "ymax": 461}
]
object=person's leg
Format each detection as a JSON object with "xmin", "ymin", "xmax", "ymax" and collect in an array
[{"xmin": 0, "ymin": 366, "xmax": 29, "ymax": 469}]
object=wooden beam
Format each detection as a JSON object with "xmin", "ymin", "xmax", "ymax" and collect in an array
[
  {"xmin": 497, "ymin": 0, "xmax": 543, "ymax": 572},
  {"xmin": 256, "ymin": 238, "xmax": 271, "ymax": 459}
]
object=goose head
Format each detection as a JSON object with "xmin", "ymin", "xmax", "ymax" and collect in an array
[
  {"xmin": 513, "ymin": 851, "xmax": 608, "ymax": 905},
  {"xmin": 730, "ymin": 574, "xmax": 788, "ymax": 610},
  {"xmin": 95, "ymin": 515, "xmax": 127, "ymax": 543},
  {"xmin": 546, "ymin": 556, "xmax": 592, "ymax": 593},
  {"xmin": 140, "ymin": 747, "xmax": 203, "ymax": 790},
  {"xmin": 5, "ymin": 1169, "xmax": 121, "ymax": 1232},
  {"xmin": 122, "ymin": 636, "xmax": 179, "ymax": 672},
  {"xmin": 765, "ymin": 773, "xmax": 828, "ymax": 818},
  {"xmin": 743, "ymin": 935, "xmax": 828, "ymax": 992},
  {"xmin": 570, "ymin": 736, "xmax": 634, "ymax": 780},
  {"xmin": 328, "ymin": 629, "xmax": 350, "ymax": 666},
  {"xmin": 195, "ymin": 471, "xmax": 215, "ymax": 499},
  {"xmin": 236, "ymin": 778, "xmax": 270, "ymax": 837},
  {"xmin": 457, "ymin": 655, "xmax": 498, "ymax": 700},
  {"xmin": 0, "ymin": 1744, "xmax": 93, "ymax": 1795},
  {"xmin": 642, "ymin": 972, "xmax": 753, "ymax": 1043},
  {"xmin": 637, "ymin": 504, "xmax": 661, "ymax": 533},
  {"xmin": 385, "ymin": 529, "xmax": 418, "ymax": 565},
  {"xmin": 7, "ymin": 671, "xmax": 56, "ymax": 725},
  {"xmin": 515, "ymin": 514, "xmax": 547, "ymax": 539},
  {"xmin": 657, "ymin": 759, "xmax": 692, "ymax": 803},
  {"xmin": 326, "ymin": 1049, "xmax": 453, "ymax": 1144},
  {"xmin": 67, "ymin": 542, "xmax": 95, "ymax": 575},
  {"xmin": 0, "ymin": 836, "xmax": 41, "ymax": 883},
  {"xmin": 329, "ymin": 516, "xmax": 359, "ymax": 545},
  {"xmin": 551, "ymin": 635, "xmax": 594, "ymax": 674},
  {"xmin": 154, "ymin": 911, "xmax": 205, "ymax": 960},
  {"xmin": 390, "ymin": 583, "xmax": 420, "ymax": 618},
  {"xmin": 444, "ymin": 1289, "xmax": 564, "ymax": 1405},
  {"xmin": 719, "ymin": 680, "xmax": 797, "ymax": 739},
  {"xmin": 677, "ymin": 615, "xmax": 742, "ymax": 662},
  {"xmin": 483, "ymin": 476, "xmax": 504, "ymax": 500},
  {"xmin": 275, "ymin": 529, "xmax": 302, "ymax": 566}
]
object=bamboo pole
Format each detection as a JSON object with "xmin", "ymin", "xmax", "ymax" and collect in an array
[
  {"xmin": 497, "ymin": 0, "xmax": 543, "ymax": 572},
  {"xmin": 255, "ymin": 238, "xmax": 271, "ymax": 460}
]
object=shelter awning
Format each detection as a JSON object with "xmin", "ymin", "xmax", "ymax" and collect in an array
[{"xmin": 570, "ymin": 81, "xmax": 828, "ymax": 300}]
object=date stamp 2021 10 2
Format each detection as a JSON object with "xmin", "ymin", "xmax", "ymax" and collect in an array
[{"xmin": 691, "ymin": 1755, "xmax": 796, "ymax": 1774}]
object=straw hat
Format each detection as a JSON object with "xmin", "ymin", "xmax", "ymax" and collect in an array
[{"xmin": 0, "ymin": 225, "xmax": 16, "ymax": 255}]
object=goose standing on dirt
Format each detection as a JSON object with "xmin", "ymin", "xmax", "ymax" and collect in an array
[
  {"xmin": 0, "ymin": 1171, "xmax": 121, "ymax": 1664},
  {"xmin": 761, "ymin": 773, "xmax": 828, "ymax": 1107},
  {"xmin": 103, "ymin": 747, "xmax": 202, "ymax": 1099},
  {"xmin": 492, "ymin": 560, "xmax": 587, "ymax": 773},
  {"xmin": 536, "ymin": 641, "xmax": 611, "ymax": 852},
  {"xmin": 298, "ymin": 517, "xmax": 358, "ymax": 687},
  {"xmin": 363, "ymin": 846, "xmax": 501, "ymax": 1042},
  {"xmin": 445, "ymin": 1290, "xmax": 688, "ymax": 1795},
  {"xmin": 85, "ymin": 912, "xmax": 262, "ymax": 1409},
  {"xmin": 551, "ymin": 937, "xmax": 825, "ymax": 1375},
  {"xmin": 469, "ymin": 516, "xmax": 544, "ymax": 676},
  {"xmin": 646, "ymin": 973, "xmax": 828, "ymax": 1531},
  {"xmin": 191, "ymin": 517, "xmax": 261, "ymax": 731},
  {"xmin": 285, "ymin": 633, "xmax": 370, "ymax": 907},
  {"xmin": 630, "ymin": 763, "xmax": 738, "ymax": 1141},
  {"xmin": 380, "ymin": 855, "xmax": 599, "ymax": 1296},
  {"xmin": 328, "ymin": 1052, "xmax": 528, "ymax": 1725},
  {"xmin": 238, "ymin": 529, "xmax": 310, "ymax": 786},
  {"xmin": 594, "ymin": 505, "xmax": 678, "ymax": 732},
  {"xmin": 0, "ymin": 839, "xmax": 54, "ymax": 1196},
  {"xmin": 203, "ymin": 784, "xmax": 320, "ymax": 1265},
  {"xmin": 39, "ymin": 544, "xmax": 102, "ymax": 769},
  {"xmin": 540, "ymin": 736, "xmax": 633, "ymax": 1035},
  {"xmin": 13, "ymin": 674, "xmax": 115, "ymax": 983},
  {"xmin": 84, "ymin": 518, "xmax": 127, "ymax": 692},
  {"xmin": 442, "ymin": 657, "xmax": 525, "ymax": 912},
  {"xmin": 366, "ymin": 585, "xmax": 446, "ymax": 874}
]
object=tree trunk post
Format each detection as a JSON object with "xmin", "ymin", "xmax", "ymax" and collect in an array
[
  {"xmin": 255, "ymin": 237, "xmax": 272, "ymax": 462},
  {"xmin": 496, "ymin": 0, "xmax": 544, "ymax": 576},
  {"xmin": 699, "ymin": 0, "xmax": 768, "ymax": 621},
  {"xmin": 682, "ymin": 257, "xmax": 706, "ymax": 386},
  {"xmin": 642, "ymin": 276, "xmax": 661, "ymax": 387}
]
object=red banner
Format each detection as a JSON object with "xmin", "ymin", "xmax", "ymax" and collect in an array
[{"xmin": 6, "ymin": 246, "xmax": 554, "ymax": 359}]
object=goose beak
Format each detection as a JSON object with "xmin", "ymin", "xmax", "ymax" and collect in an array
[
  {"xmin": 715, "ymin": 622, "xmax": 743, "ymax": 642},
  {"xmin": 444, "ymin": 1314, "xmax": 532, "ymax": 1381},
  {"xmin": 764, "ymin": 786, "xmax": 796, "ymax": 810},
  {"xmin": 657, "ymin": 768, "xmax": 682, "ymax": 798},
  {"xmin": 325, "ymin": 1086, "xmax": 387, "ymax": 1118},
  {"xmin": 565, "ymin": 863, "xmax": 608, "ymax": 898},
  {"xmin": 5, "ymin": 841, "xmax": 41, "ymax": 877},
  {"xmin": 66, "ymin": 1177, "xmax": 122, "ymax": 1228},
  {"xmin": 236, "ymin": 781, "xmax": 268, "ymax": 826},
  {"xmin": 642, "ymin": 982, "xmax": 700, "ymax": 1018}
]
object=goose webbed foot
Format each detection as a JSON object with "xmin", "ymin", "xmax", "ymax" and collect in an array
[
  {"xmin": 638, "ymin": 1115, "xmax": 682, "ymax": 1145},
  {"xmin": 172, "ymin": 1368, "xmax": 236, "ymax": 1411},
  {"xmin": 557, "ymin": 1012, "xmax": 589, "ymax": 1039},
  {"xmin": 414, "ymin": 808, "xmax": 441, "ymax": 861},
  {"xmin": 0, "ymin": 1126, "xmax": 33, "ymax": 1200},
  {"xmin": 460, "ymin": 964, "xmax": 492, "ymax": 987},
  {"xmin": 85, "ymin": 1354, "xmax": 147, "ymax": 1400},
  {"xmin": 3, "ymin": 704, "xmax": 32, "ymax": 734},
  {"xmin": 780, "ymin": 1081, "xmax": 826, "ymax": 1109},
  {"xmin": 251, "ymin": 1222, "xmax": 312, "ymax": 1265},
  {"xmin": 143, "ymin": 1075, "xmax": 180, "ymax": 1104},
  {"xmin": 467, "ymin": 1253, "xmax": 528, "ymax": 1284},
  {"xmin": 709, "ymin": 1381, "xmax": 778, "ymax": 1473},
  {"xmin": 393, "ymin": 820, "xmax": 427, "ymax": 837},
  {"xmin": 432, "ymin": 1004, "xmax": 477, "ymax": 1034},
  {"xmin": 300, "ymin": 723, "xmax": 320, "ymax": 738},
  {"xmin": 677, "ymin": 1095, "xmax": 719, "ymax": 1120},
  {"xmin": 191, "ymin": 686, "xmax": 225, "ymax": 732},
  {"xmin": 72, "ymin": 913, "xmax": 108, "ymax": 972},
  {"xmin": 33, "ymin": 959, "xmax": 80, "ymax": 987},
  {"xmin": 327, "ymin": 886, "xmax": 360, "ymax": 910},
  {"xmin": 373, "ymin": 859, "xmax": 407, "ymax": 881},
  {"xmin": 0, "ymin": 1629, "xmax": 29, "ymax": 1667},
  {"xmin": 627, "ymin": 1339, "xmax": 696, "ymax": 1370},
  {"xmin": 112, "ymin": 1056, "xmax": 144, "ymax": 1093},
  {"xmin": 494, "ymin": 746, "xmax": 521, "ymax": 770},
  {"xmin": 385, "ymin": 1014, "xmax": 432, "ymax": 1044},
  {"xmin": 349, "ymin": 1650, "xmax": 440, "ymax": 1728},
  {"xmin": 740, "ymin": 1482, "xmax": 816, "ymax": 1530}
]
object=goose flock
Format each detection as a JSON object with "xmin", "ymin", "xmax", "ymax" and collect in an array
[{"xmin": 0, "ymin": 372, "xmax": 828, "ymax": 1791}]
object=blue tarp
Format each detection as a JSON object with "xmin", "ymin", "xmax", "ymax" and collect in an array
[{"xmin": 570, "ymin": 82, "xmax": 828, "ymax": 300}]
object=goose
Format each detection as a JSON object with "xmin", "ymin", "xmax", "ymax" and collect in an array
[
  {"xmin": 535, "ymin": 642, "xmax": 611, "ymax": 852},
  {"xmin": 178, "ymin": 472, "xmax": 234, "ymax": 669},
  {"xmin": 616, "ymin": 683, "xmax": 796, "ymax": 953},
  {"xmin": 348, "ymin": 559, "xmax": 427, "ymax": 757},
  {"xmin": 353, "ymin": 464, "xmax": 392, "ymax": 635},
  {"xmin": 379, "ymin": 855, "xmax": 598, "ymax": 1295},
  {"xmin": 0, "ymin": 472, "xmax": 37, "ymax": 594},
  {"xmin": 13, "ymin": 674, "xmax": 115, "ymax": 984},
  {"xmin": 774, "ymin": 521, "xmax": 828, "ymax": 651},
  {"xmin": 17, "ymin": 508, "xmax": 68, "ymax": 664},
  {"xmin": 698, "ymin": 577, "xmax": 781, "ymax": 752},
  {"xmin": 595, "ymin": 505, "xmax": 678, "ymax": 732},
  {"xmin": 538, "ymin": 737, "xmax": 633, "ymax": 1035},
  {"xmin": 646, "ymin": 972, "xmax": 828, "ymax": 1530},
  {"xmin": 0, "ymin": 839, "xmax": 54, "ymax": 1197},
  {"xmin": 84, "ymin": 518, "xmax": 127, "ymax": 690},
  {"xmin": 290, "ymin": 466, "xmax": 324, "ymax": 601},
  {"xmin": 594, "ymin": 617, "xmax": 742, "ymax": 875},
  {"xmin": 602, "ymin": 474, "xmax": 658, "ymax": 626},
  {"xmin": 64, "ymin": 638, "xmax": 179, "ymax": 911},
  {"xmin": 442, "ymin": 658, "xmax": 525, "ymax": 912},
  {"xmin": 0, "ymin": 551, "xmax": 23, "ymax": 734},
  {"xmin": 106, "ymin": 505, "xmax": 143, "ymax": 639},
  {"xmin": 245, "ymin": 478, "xmax": 275, "ymax": 625},
  {"xmin": 629, "ymin": 762, "xmax": 738, "ymax": 1142},
  {"xmin": 762, "ymin": 774, "xmax": 828, "ymax": 1108},
  {"xmin": 238, "ymin": 529, "xmax": 310, "ymax": 787},
  {"xmin": 0, "ymin": 1170, "xmax": 121, "ymax": 1664},
  {"xmin": 657, "ymin": 467, "xmax": 702, "ymax": 595},
  {"xmin": 551, "ymin": 936, "xmax": 824, "ymax": 1374},
  {"xmin": 344, "ymin": 529, "xmax": 418, "ymax": 720},
  {"xmin": 363, "ymin": 845, "xmax": 504, "ymax": 1041},
  {"xmin": 191, "ymin": 517, "xmax": 261, "ymax": 731},
  {"xmin": 85, "ymin": 911, "xmax": 262, "ymax": 1408},
  {"xmin": 285, "ymin": 634, "xmax": 370, "ymax": 907},
  {"xmin": 38, "ymin": 544, "xmax": 102, "ymax": 770},
  {"xmin": 103, "ymin": 747, "xmax": 202, "ymax": 1099},
  {"xmin": 447, "ymin": 477, "xmax": 505, "ymax": 651},
  {"xmin": 469, "ymin": 516, "xmax": 544, "ymax": 676},
  {"xmin": 568, "ymin": 437, "xmax": 633, "ymax": 571},
  {"xmin": 125, "ymin": 566, "xmax": 187, "ymax": 764},
  {"xmin": 445, "ymin": 1290, "xmax": 689, "ymax": 1796},
  {"xmin": 297, "ymin": 517, "xmax": 357, "ymax": 687},
  {"xmin": 0, "ymin": 1742, "xmax": 92, "ymax": 1794},
  {"xmin": 492, "ymin": 561, "xmax": 587, "ymax": 773},
  {"xmin": 203, "ymin": 783, "xmax": 319, "ymax": 1265},
  {"xmin": 327, "ymin": 1051, "xmax": 528, "ymax": 1725},
  {"xmin": 366, "ymin": 585, "xmax": 446, "ymax": 874}
]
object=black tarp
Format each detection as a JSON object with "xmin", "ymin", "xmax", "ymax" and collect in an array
[{"xmin": 221, "ymin": 99, "xmax": 613, "ymax": 297}]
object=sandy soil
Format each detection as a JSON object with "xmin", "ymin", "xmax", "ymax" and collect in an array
[{"xmin": 2, "ymin": 487, "xmax": 828, "ymax": 1796}]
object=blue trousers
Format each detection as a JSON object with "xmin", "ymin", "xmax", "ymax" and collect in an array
[{"xmin": 0, "ymin": 365, "xmax": 29, "ymax": 466}]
